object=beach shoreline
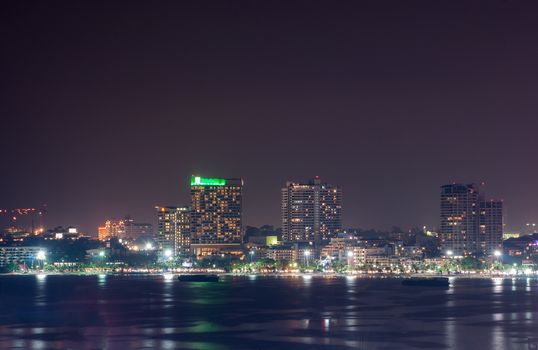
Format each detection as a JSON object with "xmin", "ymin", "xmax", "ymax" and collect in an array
[{"xmin": 2, "ymin": 271, "xmax": 536, "ymax": 279}]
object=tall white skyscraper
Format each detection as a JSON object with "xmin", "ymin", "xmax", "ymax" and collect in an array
[{"xmin": 281, "ymin": 177, "xmax": 342, "ymax": 244}]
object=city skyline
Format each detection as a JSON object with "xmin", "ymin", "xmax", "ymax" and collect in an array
[
  {"xmin": 1, "ymin": 175, "xmax": 513, "ymax": 238},
  {"xmin": 2, "ymin": 1, "xmax": 538, "ymax": 234},
  {"xmin": 2, "ymin": 2, "xmax": 538, "ymax": 349}
]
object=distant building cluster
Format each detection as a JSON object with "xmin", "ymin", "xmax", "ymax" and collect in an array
[
  {"xmin": 98, "ymin": 218, "xmax": 152, "ymax": 241},
  {"xmin": 5, "ymin": 175, "xmax": 538, "ymax": 272},
  {"xmin": 153, "ymin": 176, "xmax": 244, "ymax": 260},
  {"xmin": 148, "ymin": 176, "xmax": 341, "ymax": 262},
  {"xmin": 146, "ymin": 175, "xmax": 423, "ymax": 268}
]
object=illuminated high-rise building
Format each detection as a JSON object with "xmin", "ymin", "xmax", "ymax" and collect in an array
[
  {"xmin": 190, "ymin": 176, "xmax": 243, "ymax": 245},
  {"xmin": 155, "ymin": 206, "xmax": 191, "ymax": 258},
  {"xmin": 174, "ymin": 207, "xmax": 191, "ymax": 257},
  {"xmin": 440, "ymin": 183, "xmax": 503, "ymax": 256},
  {"xmin": 98, "ymin": 226, "xmax": 109, "ymax": 241},
  {"xmin": 281, "ymin": 177, "xmax": 342, "ymax": 243},
  {"xmin": 97, "ymin": 219, "xmax": 126, "ymax": 241},
  {"xmin": 479, "ymin": 200, "xmax": 503, "ymax": 256},
  {"xmin": 440, "ymin": 183, "xmax": 480, "ymax": 256}
]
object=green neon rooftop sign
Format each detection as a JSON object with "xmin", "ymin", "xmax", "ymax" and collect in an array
[{"xmin": 190, "ymin": 176, "xmax": 227, "ymax": 186}]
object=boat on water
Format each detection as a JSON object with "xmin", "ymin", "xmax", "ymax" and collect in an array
[
  {"xmin": 402, "ymin": 277, "xmax": 449, "ymax": 287},
  {"xmin": 177, "ymin": 274, "xmax": 219, "ymax": 282}
]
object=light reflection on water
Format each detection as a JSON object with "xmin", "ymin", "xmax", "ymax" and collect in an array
[
  {"xmin": 97, "ymin": 273, "xmax": 107, "ymax": 287},
  {"xmin": 0, "ymin": 275, "xmax": 536, "ymax": 349}
]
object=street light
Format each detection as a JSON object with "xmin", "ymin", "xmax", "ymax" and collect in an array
[
  {"xmin": 36, "ymin": 250, "xmax": 46, "ymax": 261},
  {"xmin": 492, "ymin": 250, "xmax": 503, "ymax": 273},
  {"xmin": 346, "ymin": 250, "xmax": 354, "ymax": 271},
  {"xmin": 99, "ymin": 250, "xmax": 105, "ymax": 257},
  {"xmin": 444, "ymin": 250, "xmax": 454, "ymax": 275},
  {"xmin": 304, "ymin": 250, "xmax": 311, "ymax": 267},
  {"xmin": 35, "ymin": 250, "xmax": 46, "ymax": 270},
  {"xmin": 164, "ymin": 249, "xmax": 173, "ymax": 260}
]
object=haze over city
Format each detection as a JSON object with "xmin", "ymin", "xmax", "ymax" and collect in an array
[{"xmin": 2, "ymin": 1, "xmax": 538, "ymax": 233}]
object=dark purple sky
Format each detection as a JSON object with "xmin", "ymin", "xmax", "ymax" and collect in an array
[{"xmin": 2, "ymin": 1, "xmax": 538, "ymax": 235}]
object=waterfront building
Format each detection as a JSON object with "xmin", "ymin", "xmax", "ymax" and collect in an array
[
  {"xmin": 0, "ymin": 246, "xmax": 45, "ymax": 267},
  {"xmin": 190, "ymin": 176, "xmax": 243, "ymax": 251},
  {"xmin": 359, "ymin": 256, "xmax": 403, "ymax": 269},
  {"xmin": 155, "ymin": 206, "xmax": 191, "ymax": 258},
  {"xmin": 86, "ymin": 248, "xmax": 108, "ymax": 259},
  {"xmin": 396, "ymin": 245, "xmax": 424, "ymax": 259},
  {"xmin": 440, "ymin": 183, "xmax": 480, "ymax": 256},
  {"xmin": 321, "ymin": 236, "xmax": 360, "ymax": 261},
  {"xmin": 503, "ymin": 234, "xmax": 538, "ymax": 260},
  {"xmin": 191, "ymin": 243, "xmax": 244, "ymax": 259},
  {"xmin": 479, "ymin": 200, "xmax": 503, "ymax": 256},
  {"xmin": 244, "ymin": 242, "xmax": 268, "ymax": 259},
  {"xmin": 353, "ymin": 246, "xmax": 390, "ymax": 262},
  {"xmin": 281, "ymin": 177, "xmax": 342, "ymax": 244},
  {"xmin": 265, "ymin": 245, "xmax": 297, "ymax": 263},
  {"xmin": 440, "ymin": 183, "xmax": 504, "ymax": 257}
]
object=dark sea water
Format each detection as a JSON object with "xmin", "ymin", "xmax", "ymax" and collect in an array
[{"xmin": 0, "ymin": 275, "xmax": 537, "ymax": 350}]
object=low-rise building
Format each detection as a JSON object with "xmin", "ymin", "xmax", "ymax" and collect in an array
[
  {"xmin": 266, "ymin": 245, "xmax": 297, "ymax": 262},
  {"xmin": 0, "ymin": 246, "xmax": 45, "ymax": 267},
  {"xmin": 248, "ymin": 235, "xmax": 279, "ymax": 246},
  {"xmin": 321, "ymin": 236, "xmax": 361, "ymax": 261},
  {"xmin": 396, "ymin": 245, "xmax": 424, "ymax": 259},
  {"xmin": 43, "ymin": 226, "xmax": 83, "ymax": 240},
  {"xmin": 191, "ymin": 243, "xmax": 243, "ymax": 259}
]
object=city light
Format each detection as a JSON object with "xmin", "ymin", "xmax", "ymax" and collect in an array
[
  {"xmin": 190, "ymin": 176, "xmax": 227, "ymax": 186},
  {"xmin": 36, "ymin": 250, "xmax": 46, "ymax": 260},
  {"xmin": 493, "ymin": 250, "xmax": 502, "ymax": 257},
  {"xmin": 164, "ymin": 249, "xmax": 173, "ymax": 259},
  {"xmin": 347, "ymin": 251, "xmax": 354, "ymax": 258},
  {"xmin": 145, "ymin": 243, "xmax": 153, "ymax": 250},
  {"xmin": 304, "ymin": 250, "xmax": 311, "ymax": 257},
  {"xmin": 99, "ymin": 251, "xmax": 105, "ymax": 257},
  {"xmin": 446, "ymin": 250, "xmax": 453, "ymax": 256}
]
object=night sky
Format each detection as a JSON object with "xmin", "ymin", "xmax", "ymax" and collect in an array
[{"xmin": 2, "ymin": 1, "xmax": 538, "ymax": 235}]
